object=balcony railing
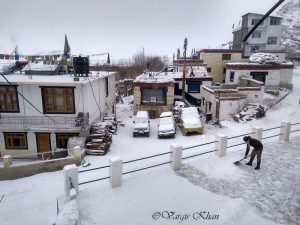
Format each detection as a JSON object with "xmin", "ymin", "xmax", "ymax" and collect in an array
[{"xmin": 0, "ymin": 115, "xmax": 84, "ymax": 130}]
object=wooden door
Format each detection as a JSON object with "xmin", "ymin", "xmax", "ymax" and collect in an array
[{"xmin": 36, "ymin": 133, "xmax": 51, "ymax": 153}]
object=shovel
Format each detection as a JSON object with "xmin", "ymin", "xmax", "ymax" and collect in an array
[{"xmin": 233, "ymin": 155, "xmax": 251, "ymax": 165}]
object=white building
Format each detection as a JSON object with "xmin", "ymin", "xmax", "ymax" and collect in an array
[
  {"xmin": 232, "ymin": 13, "xmax": 283, "ymax": 57},
  {"xmin": 0, "ymin": 71, "xmax": 116, "ymax": 157},
  {"xmin": 225, "ymin": 62, "xmax": 294, "ymax": 90},
  {"xmin": 201, "ymin": 80, "xmax": 264, "ymax": 121}
]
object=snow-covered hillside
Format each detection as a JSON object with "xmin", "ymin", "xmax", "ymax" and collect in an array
[{"xmin": 277, "ymin": 0, "xmax": 300, "ymax": 52}]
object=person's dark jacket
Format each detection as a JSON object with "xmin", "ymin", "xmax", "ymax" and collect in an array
[{"xmin": 245, "ymin": 137, "xmax": 263, "ymax": 157}]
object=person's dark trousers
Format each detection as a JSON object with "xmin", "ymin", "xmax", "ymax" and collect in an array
[{"xmin": 246, "ymin": 148, "xmax": 263, "ymax": 170}]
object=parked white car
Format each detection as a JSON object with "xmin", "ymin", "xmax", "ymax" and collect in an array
[
  {"xmin": 133, "ymin": 111, "xmax": 150, "ymax": 137},
  {"xmin": 158, "ymin": 111, "xmax": 176, "ymax": 138},
  {"xmin": 180, "ymin": 107, "xmax": 203, "ymax": 135}
]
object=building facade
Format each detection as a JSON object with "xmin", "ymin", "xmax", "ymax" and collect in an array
[
  {"xmin": 199, "ymin": 49, "xmax": 245, "ymax": 83},
  {"xmin": 232, "ymin": 13, "xmax": 283, "ymax": 57},
  {"xmin": 0, "ymin": 72, "xmax": 116, "ymax": 157},
  {"xmin": 225, "ymin": 63, "xmax": 294, "ymax": 89}
]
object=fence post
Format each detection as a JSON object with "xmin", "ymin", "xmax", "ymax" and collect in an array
[
  {"xmin": 170, "ymin": 144, "xmax": 183, "ymax": 171},
  {"xmin": 63, "ymin": 164, "xmax": 79, "ymax": 197},
  {"xmin": 73, "ymin": 146, "xmax": 82, "ymax": 160},
  {"xmin": 3, "ymin": 155, "xmax": 12, "ymax": 168},
  {"xmin": 109, "ymin": 157, "xmax": 123, "ymax": 188},
  {"xmin": 215, "ymin": 135, "xmax": 227, "ymax": 157},
  {"xmin": 280, "ymin": 121, "xmax": 291, "ymax": 142},
  {"xmin": 252, "ymin": 127, "xmax": 263, "ymax": 142}
]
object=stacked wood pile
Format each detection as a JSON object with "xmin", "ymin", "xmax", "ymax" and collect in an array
[
  {"xmin": 233, "ymin": 104, "xmax": 268, "ymax": 123},
  {"xmin": 173, "ymin": 101, "xmax": 185, "ymax": 125},
  {"xmin": 85, "ymin": 115, "xmax": 117, "ymax": 155}
]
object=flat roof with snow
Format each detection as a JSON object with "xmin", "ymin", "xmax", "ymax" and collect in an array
[{"xmin": 0, "ymin": 72, "xmax": 116, "ymax": 85}]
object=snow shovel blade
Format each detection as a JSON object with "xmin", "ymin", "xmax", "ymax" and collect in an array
[{"xmin": 233, "ymin": 159, "xmax": 243, "ymax": 165}]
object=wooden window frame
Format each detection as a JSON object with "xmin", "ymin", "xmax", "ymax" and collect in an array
[
  {"xmin": 0, "ymin": 85, "xmax": 20, "ymax": 113},
  {"xmin": 4, "ymin": 132, "xmax": 28, "ymax": 150},
  {"xmin": 56, "ymin": 133, "xmax": 79, "ymax": 149},
  {"xmin": 41, "ymin": 86, "xmax": 75, "ymax": 114}
]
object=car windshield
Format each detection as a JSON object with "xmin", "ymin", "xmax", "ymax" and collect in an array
[{"xmin": 160, "ymin": 117, "xmax": 172, "ymax": 125}]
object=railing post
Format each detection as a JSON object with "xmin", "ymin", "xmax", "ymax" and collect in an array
[
  {"xmin": 63, "ymin": 164, "xmax": 79, "ymax": 197},
  {"xmin": 3, "ymin": 155, "xmax": 12, "ymax": 168},
  {"xmin": 252, "ymin": 127, "xmax": 263, "ymax": 142},
  {"xmin": 280, "ymin": 121, "xmax": 291, "ymax": 142},
  {"xmin": 73, "ymin": 146, "xmax": 82, "ymax": 160},
  {"xmin": 215, "ymin": 135, "xmax": 227, "ymax": 157},
  {"xmin": 109, "ymin": 157, "xmax": 123, "ymax": 188},
  {"xmin": 170, "ymin": 144, "xmax": 183, "ymax": 171}
]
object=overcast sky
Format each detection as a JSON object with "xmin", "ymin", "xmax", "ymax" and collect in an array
[{"xmin": 0, "ymin": 0, "xmax": 282, "ymax": 61}]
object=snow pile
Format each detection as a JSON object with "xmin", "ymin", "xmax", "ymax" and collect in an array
[
  {"xmin": 233, "ymin": 104, "xmax": 268, "ymax": 123},
  {"xmin": 23, "ymin": 61, "xmax": 57, "ymax": 71},
  {"xmin": 187, "ymin": 66, "xmax": 208, "ymax": 77},
  {"xmin": 249, "ymin": 53, "xmax": 280, "ymax": 64},
  {"xmin": 54, "ymin": 199, "xmax": 80, "ymax": 225},
  {"xmin": 277, "ymin": 0, "xmax": 300, "ymax": 50}
]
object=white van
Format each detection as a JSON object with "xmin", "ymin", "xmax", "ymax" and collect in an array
[{"xmin": 133, "ymin": 111, "xmax": 150, "ymax": 137}]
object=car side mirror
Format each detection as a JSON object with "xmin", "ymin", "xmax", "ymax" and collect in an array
[{"xmin": 133, "ymin": 121, "xmax": 135, "ymax": 123}]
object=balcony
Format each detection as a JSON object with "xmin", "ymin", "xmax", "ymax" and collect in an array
[{"xmin": 0, "ymin": 115, "xmax": 87, "ymax": 131}]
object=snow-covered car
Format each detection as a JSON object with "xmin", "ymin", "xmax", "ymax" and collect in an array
[
  {"xmin": 158, "ymin": 111, "xmax": 176, "ymax": 138},
  {"xmin": 133, "ymin": 111, "xmax": 150, "ymax": 137},
  {"xmin": 180, "ymin": 107, "xmax": 203, "ymax": 135}
]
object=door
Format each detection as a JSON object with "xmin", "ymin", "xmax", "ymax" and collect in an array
[{"xmin": 36, "ymin": 133, "xmax": 51, "ymax": 154}]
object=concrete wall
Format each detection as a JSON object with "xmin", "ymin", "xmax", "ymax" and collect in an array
[{"xmin": 0, "ymin": 156, "xmax": 80, "ymax": 180}]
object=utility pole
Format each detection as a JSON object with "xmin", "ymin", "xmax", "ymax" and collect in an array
[{"xmin": 182, "ymin": 37, "xmax": 188, "ymax": 99}]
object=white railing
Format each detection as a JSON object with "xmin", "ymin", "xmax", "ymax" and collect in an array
[{"xmin": 0, "ymin": 115, "xmax": 82, "ymax": 130}]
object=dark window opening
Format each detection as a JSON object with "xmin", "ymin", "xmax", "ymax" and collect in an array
[
  {"xmin": 56, "ymin": 133, "xmax": 79, "ymax": 149},
  {"xmin": 105, "ymin": 77, "xmax": 109, "ymax": 97},
  {"xmin": 141, "ymin": 88, "xmax": 166, "ymax": 104},
  {"xmin": 4, "ymin": 132, "xmax": 28, "ymax": 149},
  {"xmin": 230, "ymin": 71, "xmax": 235, "ymax": 82},
  {"xmin": 207, "ymin": 67, "xmax": 212, "ymax": 73},
  {"xmin": 187, "ymin": 81, "xmax": 201, "ymax": 93},
  {"xmin": 250, "ymin": 71, "xmax": 268, "ymax": 83},
  {"xmin": 222, "ymin": 54, "xmax": 231, "ymax": 60}
]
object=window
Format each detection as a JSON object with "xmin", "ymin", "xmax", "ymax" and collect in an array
[
  {"xmin": 267, "ymin": 37, "xmax": 277, "ymax": 45},
  {"xmin": 0, "ymin": 85, "xmax": 19, "ymax": 112},
  {"xmin": 105, "ymin": 77, "xmax": 109, "ymax": 97},
  {"xmin": 251, "ymin": 45, "xmax": 260, "ymax": 53},
  {"xmin": 252, "ymin": 31, "xmax": 261, "ymax": 38},
  {"xmin": 270, "ymin": 17, "xmax": 281, "ymax": 25},
  {"xmin": 251, "ymin": 19, "xmax": 261, "ymax": 25},
  {"xmin": 207, "ymin": 67, "xmax": 211, "ymax": 73},
  {"xmin": 4, "ymin": 133, "xmax": 28, "ymax": 149},
  {"xmin": 222, "ymin": 54, "xmax": 231, "ymax": 60},
  {"xmin": 41, "ymin": 87, "xmax": 75, "ymax": 114},
  {"xmin": 250, "ymin": 71, "xmax": 268, "ymax": 83},
  {"xmin": 223, "ymin": 68, "xmax": 226, "ymax": 74},
  {"xmin": 141, "ymin": 88, "xmax": 166, "ymax": 104},
  {"xmin": 187, "ymin": 82, "xmax": 201, "ymax": 93},
  {"xmin": 230, "ymin": 71, "xmax": 235, "ymax": 82},
  {"xmin": 56, "ymin": 133, "xmax": 78, "ymax": 149}
]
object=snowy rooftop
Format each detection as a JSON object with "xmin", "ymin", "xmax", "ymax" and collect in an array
[
  {"xmin": 134, "ymin": 67, "xmax": 210, "ymax": 83},
  {"xmin": 0, "ymin": 72, "xmax": 116, "ymax": 85}
]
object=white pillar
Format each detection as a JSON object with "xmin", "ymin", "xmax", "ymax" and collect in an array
[
  {"xmin": 109, "ymin": 157, "xmax": 123, "ymax": 188},
  {"xmin": 170, "ymin": 144, "xmax": 183, "ymax": 171},
  {"xmin": 215, "ymin": 135, "xmax": 227, "ymax": 157},
  {"xmin": 63, "ymin": 164, "xmax": 79, "ymax": 197},
  {"xmin": 280, "ymin": 121, "xmax": 291, "ymax": 142},
  {"xmin": 3, "ymin": 155, "xmax": 12, "ymax": 168},
  {"xmin": 73, "ymin": 146, "xmax": 82, "ymax": 160},
  {"xmin": 252, "ymin": 127, "xmax": 263, "ymax": 142}
]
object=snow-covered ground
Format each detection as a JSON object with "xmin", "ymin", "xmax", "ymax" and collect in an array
[{"xmin": 0, "ymin": 67, "xmax": 299, "ymax": 225}]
